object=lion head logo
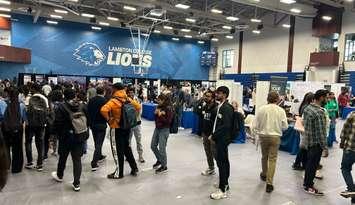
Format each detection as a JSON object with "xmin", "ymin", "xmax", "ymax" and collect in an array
[{"xmin": 73, "ymin": 42, "xmax": 106, "ymax": 67}]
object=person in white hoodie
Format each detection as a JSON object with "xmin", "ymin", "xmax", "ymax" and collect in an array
[{"xmin": 253, "ymin": 91, "xmax": 288, "ymax": 193}]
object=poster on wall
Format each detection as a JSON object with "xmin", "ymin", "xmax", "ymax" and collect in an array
[
  {"xmin": 35, "ymin": 75, "xmax": 44, "ymax": 83},
  {"xmin": 58, "ymin": 75, "xmax": 87, "ymax": 89},
  {"xmin": 0, "ymin": 30, "xmax": 11, "ymax": 46}
]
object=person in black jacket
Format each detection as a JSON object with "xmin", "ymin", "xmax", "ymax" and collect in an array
[
  {"xmin": 0, "ymin": 129, "xmax": 9, "ymax": 191},
  {"xmin": 210, "ymin": 86, "xmax": 234, "ymax": 200},
  {"xmin": 51, "ymin": 88, "xmax": 88, "ymax": 192},
  {"xmin": 88, "ymin": 86, "xmax": 107, "ymax": 171},
  {"xmin": 200, "ymin": 90, "xmax": 218, "ymax": 176}
]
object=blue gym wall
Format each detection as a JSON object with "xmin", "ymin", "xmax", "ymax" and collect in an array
[{"xmin": 0, "ymin": 14, "xmax": 210, "ymax": 80}]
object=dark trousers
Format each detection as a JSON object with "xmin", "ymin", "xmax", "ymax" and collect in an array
[
  {"xmin": 339, "ymin": 106, "xmax": 344, "ymax": 118},
  {"xmin": 44, "ymin": 127, "xmax": 51, "ymax": 158},
  {"xmin": 25, "ymin": 126, "xmax": 45, "ymax": 166},
  {"xmin": 304, "ymin": 145, "xmax": 323, "ymax": 188},
  {"xmin": 341, "ymin": 150, "xmax": 355, "ymax": 192},
  {"xmin": 216, "ymin": 141, "xmax": 230, "ymax": 192},
  {"xmin": 57, "ymin": 139, "xmax": 83, "ymax": 186},
  {"xmin": 294, "ymin": 148, "xmax": 308, "ymax": 168},
  {"xmin": 3, "ymin": 129, "xmax": 23, "ymax": 173},
  {"xmin": 202, "ymin": 133, "xmax": 215, "ymax": 170},
  {"xmin": 115, "ymin": 128, "xmax": 137, "ymax": 176},
  {"xmin": 91, "ymin": 126, "xmax": 106, "ymax": 166}
]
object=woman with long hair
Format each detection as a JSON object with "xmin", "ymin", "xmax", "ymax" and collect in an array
[
  {"xmin": 151, "ymin": 94, "xmax": 173, "ymax": 174},
  {"xmin": 2, "ymin": 87, "xmax": 27, "ymax": 173},
  {"xmin": 292, "ymin": 92, "xmax": 314, "ymax": 170}
]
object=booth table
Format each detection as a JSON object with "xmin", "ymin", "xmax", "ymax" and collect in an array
[
  {"xmin": 142, "ymin": 103, "xmax": 157, "ymax": 121},
  {"xmin": 181, "ymin": 111, "xmax": 195, "ymax": 129},
  {"xmin": 279, "ymin": 126, "xmax": 300, "ymax": 155},
  {"xmin": 342, "ymin": 107, "xmax": 355, "ymax": 119}
]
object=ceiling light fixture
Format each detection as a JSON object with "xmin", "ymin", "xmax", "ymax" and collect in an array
[
  {"xmin": 107, "ymin": 16, "xmax": 119, "ymax": 21},
  {"xmin": 211, "ymin": 37, "xmax": 219, "ymax": 42},
  {"xmin": 0, "ymin": 7, "xmax": 10, "ymax": 12},
  {"xmin": 124, "ymin": 5, "xmax": 137, "ymax": 11},
  {"xmin": 0, "ymin": 1, "xmax": 10, "ymax": 5},
  {"xmin": 54, "ymin": 9, "xmax": 68, "ymax": 14},
  {"xmin": 322, "ymin": 15, "xmax": 332, "ymax": 21},
  {"xmin": 186, "ymin": 18, "xmax": 196, "ymax": 23},
  {"xmin": 226, "ymin": 35, "xmax": 234, "ymax": 39},
  {"xmin": 226, "ymin": 16, "xmax": 239, "ymax": 21},
  {"xmin": 99, "ymin": 22, "xmax": 110, "ymax": 26},
  {"xmin": 172, "ymin": 37, "xmax": 180, "ymax": 41},
  {"xmin": 0, "ymin": 13, "xmax": 10, "ymax": 18},
  {"xmin": 50, "ymin": 14, "xmax": 63, "ymax": 19},
  {"xmin": 282, "ymin": 24, "xmax": 291, "ymax": 28},
  {"xmin": 150, "ymin": 10, "xmax": 163, "ymax": 17},
  {"xmin": 290, "ymin": 8, "xmax": 302, "ymax": 13},
  {"xmin": 211, "ymin": 9, "xmax": 223, "ymax": 14},
  {"xmin": 163, "ymin": 25, "xmax": 173, "ymax": 30},
  {"xmin": 46, "ymin": 20, "xmax": 58, "ymax": 25},
  {"xmin": 68, "ymin": 0, "xmax": 78, "ymax": 2},
  {"xmin": 198, "ymin": 41, "xmax": 205, "ymax": 44},
  {"xmin": 222, "ymin": 25, "xmax": 232, "ymax": 30},
  {"xmin": 91, "ymin": 26, "xmax": 102, "ymax": 31},
  {"xmin": 184, "ymin": 35, "xmax": 192, "ymax": 38},
  {"xmin": 181, "ymin": 28, "xmax": 191, "ymax": 32},
  {"xmin": 81, "ymin": 13, "xmax": 95, "ymax": 18},
  {"xmin": 175, "ymin": 4, "xmax": 190, "ymax": 9},
  {"xmin": 251, "ymin": 18, "xmax": 262, "ymax": 23},
  {"xmin": 280, "ymin": 0, "xmax": 296, "ymax": 4},
  {"xmin": 252, "ymin": 30, "xmax": 261, "ymax": 34},
  {"xmin": 153, "ymin": 30, "xmax": 161, "ymax": 33}
]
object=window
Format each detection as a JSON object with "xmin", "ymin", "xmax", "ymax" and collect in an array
[
  {"xmin": 345, "ymin": 34, "xmax": 355, "ymax": 61},
  {"xmin": 222, "ymin": 49, "xmax": 234, "ymax": 68}
]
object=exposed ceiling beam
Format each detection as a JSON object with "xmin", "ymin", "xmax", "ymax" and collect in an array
[{"xmin": 311, "ymin": 0, "xmax": 344, "ymax": 8}]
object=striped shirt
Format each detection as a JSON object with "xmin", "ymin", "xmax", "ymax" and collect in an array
[
  {"xmin": 303, "ymin": 103, "xmax": 327, "ymax": 149},
  {"xmin": 340, "ymin": 112, "xmax": 355, "ymax": 151}
]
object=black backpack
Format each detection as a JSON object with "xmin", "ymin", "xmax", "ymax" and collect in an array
[
  {"xmin": 2, "ymin": 102, "xmax": 22, "ymax": 133},
  {"xmin": 63, "ymin": 104, "xmax": 89, "ymax": 142},
  {"xmin": 229, "ymin": 110, "xmax": 244, "ymax": 143},
  {"xmin": 113, "ymin": 97, "xmax": 138, "ymax": 130},
  {"xmin": 27, "ymin": 95, "xmax": 48, "ymax": 128}
]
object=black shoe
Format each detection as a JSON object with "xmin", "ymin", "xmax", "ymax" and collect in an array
[
  {"xmin": 91, "ymin": 164, "xmax": 99, "ymax": 172},
  {"xmin": 107, "ymin": 171, "xmax": 123, "ymax": 179},
  {"xmin": 43, "ymin": 155, "xmax": 48, "ymax": 161},
  {"xmin": 351, "ymin": 198, "xmax": 355, "ymax": 204},
  {"xmin": 36, "ymin": 165, "xmax": 43, "ymax": 172},
  {"xmin": 130, "ymin": 169, "xmax": 139, "ymax": 177},
  {"xmin": 25, "ymin": 162, "xmax": 34, "ymax": 169},
  {"xmin": 153, "ymin": 161, "xmax": 161, "ymax": 169},
  {"xmin": 266, "ymin": 184, "xmax": 274, "ymax": 193},
  {"xmin": 155, "ymin": 166, "xmax": 168, "ymax": 174},
  {"xmin": 98, "ymin": 155, "xmax": 107, "ymax": 163},
  {"xmin": 292, "ymin": 164, "xmax": 304, "ymax": 171},
  {"xmin": 260, "ymin": 173, "xmax": 266, "ymax": 182},
  {"xmin": 72, "ymin": 184, "xmax": 80, "ymax": 192}
]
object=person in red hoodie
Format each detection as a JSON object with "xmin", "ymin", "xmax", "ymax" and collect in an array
[
  {"xmin": 151, "ymin": 94, "xmax": 173, "ymax": 174},
  {"xmin": 338, "ymin": 88, "xmax": 350, "ymax": 118}
]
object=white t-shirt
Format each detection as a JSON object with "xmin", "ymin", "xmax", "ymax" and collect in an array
[{"xmin": 253, "ymin": 104, "xmax": 288, "ymax": 137}]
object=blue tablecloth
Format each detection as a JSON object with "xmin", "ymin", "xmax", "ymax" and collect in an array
[
  {"xmin": 279, "ymin": 126, "xmax": 300, "ymax": 155},
  {"xmin": 182, "ymin": 111, "xmax": 194, "ymax": 129},
  {"xmin": 191, "ymin": 113, "xmax": 200, "ymax": 134},
  {"xmin": 142, "ymin": 103, "xmax": 157, "ymax": 121},
  {"xmin": 233, "ymin": 123, "xmax": 246, "ymax": 144},
  {"xmin": 342, "ymin": 107, "xmax": 355, "ymax": 119}
]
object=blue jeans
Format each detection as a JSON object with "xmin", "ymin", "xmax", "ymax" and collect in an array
[
  {"xmin": 151, "ymin": 128, "xmax": 170, "ymax": 167},
  {"xmin": 341, "ymin": 150, "xmax": 355, "ymax": 191}
]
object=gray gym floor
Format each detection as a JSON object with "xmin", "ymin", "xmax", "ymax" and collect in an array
[{"xmin": 0, "ymin": 119, "xmax": 351, "ymax": 205}]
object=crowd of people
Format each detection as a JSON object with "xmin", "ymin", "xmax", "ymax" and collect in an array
[{"xmin": 0, "ymin": 79, "xmax": 354, "ymax": 203}]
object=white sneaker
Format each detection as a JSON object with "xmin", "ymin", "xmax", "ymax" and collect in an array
[
  {"xmin": 51, "ymin": 172, "xmax": 63, "ymax": 182},
  {"xmin": 210, "ymin": 189, "xmax": 228, "ymax": 200},
  {"xmin": 201, "ymin": 169, "xmax": 215, "ymax": 176}
]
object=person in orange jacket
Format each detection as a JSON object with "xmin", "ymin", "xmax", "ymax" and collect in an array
[{"xmin": 101, "ymin": 83, "xmax": 141, "ymax": 179}]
